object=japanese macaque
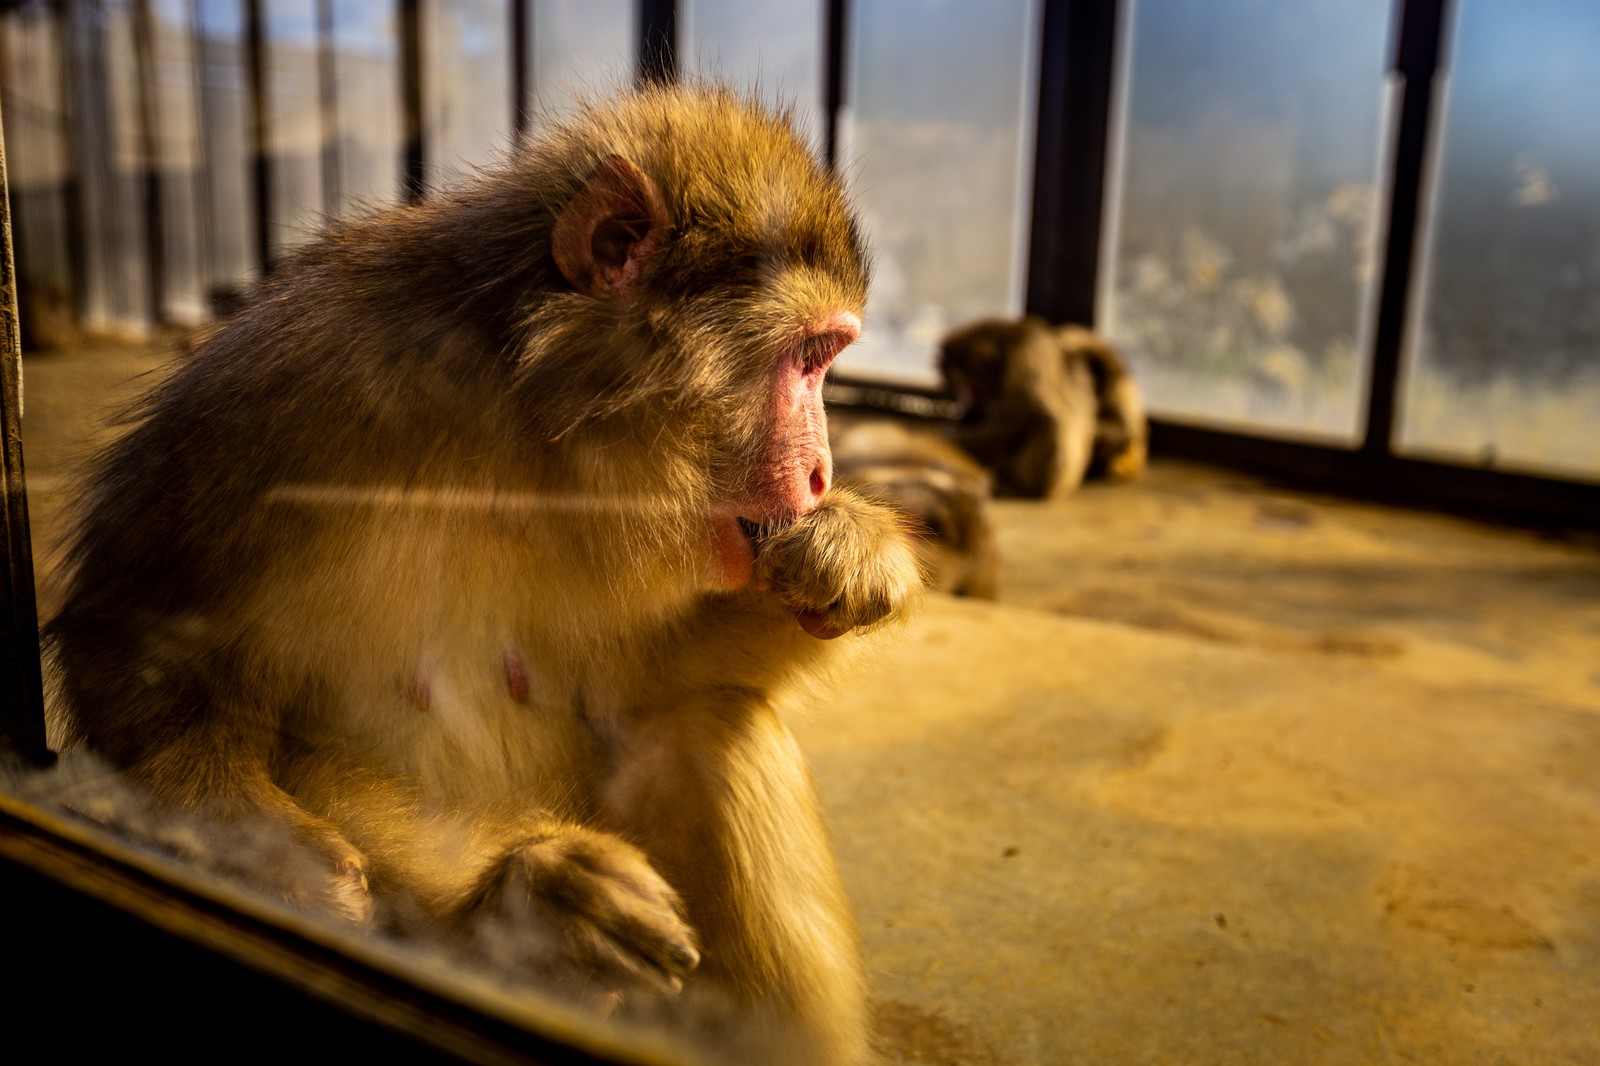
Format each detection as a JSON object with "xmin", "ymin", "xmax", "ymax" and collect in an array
[
  {"xmin": 938, "ymin": 315, "xmax": 1148, "ymax": 498},
  {"xmin": 832, "ymin": 417, "xmax": 998, "ymax": 598},
  {"xmin": 44, "ymin": 84, "xmax": 921, "ymax": 1066}
]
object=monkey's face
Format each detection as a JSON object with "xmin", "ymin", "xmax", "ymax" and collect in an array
[
  {"xmin": 543, "ymin": 100, "xmax": 870, "ymax": 594},
  {"xmin": 939, "ymin": 328, "xmax": 1008, "ymax": 419}
]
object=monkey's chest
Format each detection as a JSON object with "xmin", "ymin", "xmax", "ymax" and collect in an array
[
  {"xmin": 311, "ymin": 637, "xmax": 599, "ymax": 806},
  {"xmin": 254, "ymin": 508, "xmax": 607, "ymax": 802}
]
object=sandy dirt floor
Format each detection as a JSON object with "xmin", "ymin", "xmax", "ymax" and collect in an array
[
  {"xmin": 794, "ymin": 456, "xmax": 1600, "ymax": 1065},
  {"xmin": 14, "ymin": 339, "xmax": 1600, "ymax": 1065}
]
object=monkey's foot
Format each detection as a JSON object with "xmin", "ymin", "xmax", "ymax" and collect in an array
[
  {"xmin": 755, "ymin": 487, "xmax": 924, "ymax": 639},
  {"xmin": 455, "ymin": 827, "xmax": 700, "ymax": 1001}
]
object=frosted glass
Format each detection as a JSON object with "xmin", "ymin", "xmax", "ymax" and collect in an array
[
  {"xmin": 73, "ymin": 1, "xmax": 152, "ymax": 331},
  {"xmin": 528, "ymin": 0, "xmax": 635, "ymax": 122},
  {"xmin": 680, "ymin": 0, "xmax": 824, "ymax": 152},
  {"xmin": 0, "ymin": 7, "xmax": 75, "ymax": 334},
  {"xmin": 835, "ymin": 0, "xmax": 1040, "ymax": 386},
  {"xmin": 1397, "ymin": 0, "xmax": 1600, "ymax": 479},
  {"xmin": 331, "ymin": 0, "xmax": 402, "ymax": 215},
  {"xmin": 262, "ymin": 0, "xmax": 324, "ymax": 255},
  {"xmin": 149, "ymin": 0, "xmax": 208, "ymax": 323},
  {"xmin": 1101, "ymin": 0, "xmax": 1391, "ymax": 442},
  {"xmin": 195, "ymin": 0, "xmax": 257, "ymax": 295},
  {"xmin": 424, "ymin": 0, "xmax": 512, "ymax": 190}
]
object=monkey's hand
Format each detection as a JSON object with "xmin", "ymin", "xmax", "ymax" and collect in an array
[
  {"xmin": 279, "ymin": 818, "xmax": 376, "ymax": 926},
  {"xmin": 456, "ymin": 827, "xmax": 700, "ymax": 1005},
  {"xmin": 754, "ymin": 487, "xmax": 924, "ymax": 640}
]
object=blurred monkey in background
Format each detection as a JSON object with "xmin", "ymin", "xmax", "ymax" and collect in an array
[{"xmin": 939, "ymin": 315, "xmax": 1147, "ymax": 498}]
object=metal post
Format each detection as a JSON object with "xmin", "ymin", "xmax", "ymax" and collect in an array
[
  {"xmin": 1361, "ymin": 0, "xmax": 1450, "ymax": 456},
  {"xmin": 1024, "ymin": 0, "xmax": 1119, "ymax": 328},
  {"xmin": 0, "ymin": 93, "xmax": 50, "ymax": 766}
]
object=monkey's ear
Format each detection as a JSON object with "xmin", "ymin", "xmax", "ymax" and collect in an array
[{"xmin": 552, "ymin": 155, "xmax": 668, "ymax": 299}]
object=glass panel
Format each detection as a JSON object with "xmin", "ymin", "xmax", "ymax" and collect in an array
[
  {"xmin": 0, "ymin": 5, "xmax": 75, "ymax": 346},
  {"xmin": 263, "ymin": 0, "xmax": 324, "ymax": 256},
  {"xmin": 1101, "ymin": 0, "xmax": 1391, "ymax": 442},
  {"xmin": 330, "ymin": 0, "xmax": 402, "ymax": 214},
  {"xmin": 680, "ymin": 0, "xmax": 824, "ymax": 153},
  {"xmin": 528, "ymin": 0, "xmax": 635, "ymax": 121},
  {"xmin": 424, "ymin": 0, "xmax": 511, "ymax": 190},
  {"xmin": 149, "ymin": 0, "xmax": 208, "ymax": 324},
  {"xmin": 834, "ymin": 0, "xmax": 1041, "ymax": 386},
  {"xmin": 72, "ymin": 1, "xmax": 153, "ymax": 332},
  {"xmin": 1396, "ymin": 0, "xmax": 1600, "ymax": 479},
  {"xmin": 195, "ymin": 0, "xmax": 258, "ymax": 297}
]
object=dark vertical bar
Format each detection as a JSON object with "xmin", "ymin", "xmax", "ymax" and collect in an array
[
  {"xmin": 130, "ymin": 0, "xmax": 165, "ymax": 322},
  {"xmin": 637, "ymin": 0, "xmax": 676, "ymax": 86},
  {"xmin": 317, "ymin": 0, "xmax": 339, "ymax": 217},
  {"xmin": 0, "ymin": 95, "xmax": 51, "ymax": 766},
  {"xmin": 399, "ymin": 0, "xmax": 424, "ymax": 201},
  {"xmin": 1362, "ymin": 0, "xmax": 1449, "ymax": 456},
  {"xmin": 511, "ymin": 0, "xmax": 528, "ymax": 141},
  {"xmin": 1024, "ymin": 0, "xmax": 1119, "ymax": 328},
  {"xmin": 244, "ymin": 0, "xmax": 270, "ymax": 272},
  {"xmin": 56, "ymin": 3, "xmax": 88, "ymax": 325},
  {"xmin": 823, "ymin": 0, "xmax": 847, "ymax": 167}
]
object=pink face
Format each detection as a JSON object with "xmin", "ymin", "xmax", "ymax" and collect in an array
[
  {"xmin": 549, "ymin": 153, "xmax": 866, "ymax": 595},
  {"xmin": 708, "ymin": 310, "xmax": 861, "ymax": 589}
]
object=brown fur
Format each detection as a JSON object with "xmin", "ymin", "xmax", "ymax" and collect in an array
[
  {"xmin": 44, "ymin": 83, "xmax": 921, "ymax": 1065},
  {"xmin": 939, "ymin": 315, "xmax": 1148, "ymax": 498}
]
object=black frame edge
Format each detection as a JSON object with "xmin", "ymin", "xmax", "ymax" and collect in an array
[
  {"xmin": 0, "ymin": 92, "xmax": 48, "ymax": 765},
  {"xmin": 0, "ymin": 796, "xmax": 678, "ymax": 1065},
  {"xmin": 637, "ymin": 0, "xmax": 676, "ymax": 86},
  {"xmin": 1362, "ymin": 0, "xmax": 1450, "ymax": 456},
  {"xmin": 1025, "ymin": 0, "xmax": 1119, "ymax": 328}
]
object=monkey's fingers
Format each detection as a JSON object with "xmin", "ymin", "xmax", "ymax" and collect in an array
[
  {"xmin": 461, "ymin": 828, "xmax": 700, "ymax": 998},
  {"xmin": 796, "ymin": 610, "xmax": 849, "ymax": 640},
  {"xmin": 756, "ymin": 488, "xmax": 923, "ymax": 638},
  {"xmin": 566, "ymin": 884, "xmax": 702, "ymax": 996}
]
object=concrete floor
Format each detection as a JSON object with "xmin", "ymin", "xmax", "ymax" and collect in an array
[{"xmin": 15, "ymin": 340, "xmax": 1600, "ymax": 1064}]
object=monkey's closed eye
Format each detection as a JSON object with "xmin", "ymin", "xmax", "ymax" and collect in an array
[
  {"xmin": 802, "ymin": 331, "xmax": 854, "ymax": 377},
  {"xmin": 801, "ymin": 338, "xmax": 828, "ymax": 376},
  {"xmin": 737, "ymin": 516, "xmax": 767, "ymax": 544}
]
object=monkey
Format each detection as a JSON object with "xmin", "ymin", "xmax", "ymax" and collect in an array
[
  {"xmin": 42, "ymin": 83, "xmax": 922, "ymax": 1066},
  {"xmin": 937, "ymin": 315, "xmax": 1148, "ymax": 498},
  {"xmin": 1059, "ymin": 323, "xmax": 1149, "ymax": 483},
  {"xmin": 831, "ymin": 415, "xmax": 998, "ymax": 598}
]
